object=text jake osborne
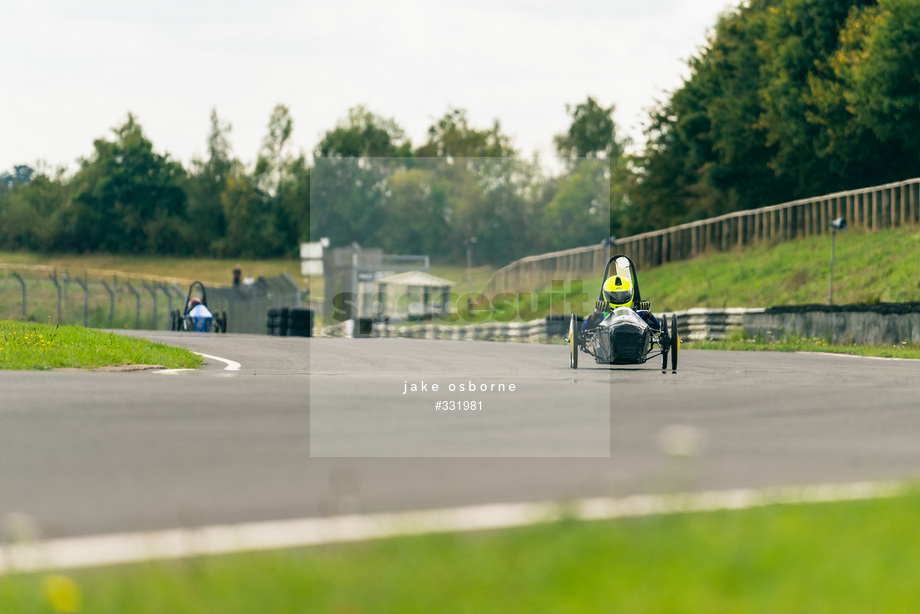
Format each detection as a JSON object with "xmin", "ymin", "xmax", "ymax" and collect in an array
[{"xmin": 403, "ymin": 380, "xmax": 517, "ymax": 394}]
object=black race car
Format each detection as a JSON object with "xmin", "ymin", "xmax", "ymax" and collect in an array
[{"xmin": 567, "ymin": 255, "xmax": 678, "ymax": 371}]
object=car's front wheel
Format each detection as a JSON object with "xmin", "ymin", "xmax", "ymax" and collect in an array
[
  {"xmin": 569, "ymin": 313, "xmax": 579, "ymax": 369},
  {"xmin": 670, "ymin": 314, "xmax": 679, "ymax": 371},
  {"xmin": 661, "ymin": 316, "xmax": 669, "ymax": 370}
]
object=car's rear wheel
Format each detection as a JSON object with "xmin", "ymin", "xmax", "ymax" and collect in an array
[
  {"xmin": 569, "ymin": 313, "xmax": 579, "ymax": 370},
  {"xmin": 670, "ymin": 314, "xmax": 679, "ymax": 371}
]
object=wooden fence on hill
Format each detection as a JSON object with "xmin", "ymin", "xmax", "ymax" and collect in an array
[{"xmin": 483, "ymin": 177, "xmax": 920, "ymax": 295}]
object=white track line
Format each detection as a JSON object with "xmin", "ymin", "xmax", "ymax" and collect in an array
[
  {"xmin": 0, "ymin": 480, "xmax": 903, "ymax": 574},
  {"xmin": 196, "ymin": 353, "xmax": 241, "ymax": 371},
  {"xmin": 797, "ymin": 351, "xmax": 915, "ymax": 361},
  {"xmin": 156, "ymin": 353, "xmax": 241, "ymax": 374}
]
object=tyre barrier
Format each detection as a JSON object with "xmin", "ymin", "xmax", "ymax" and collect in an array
[
  {"xmin": 344, "ymin": 317, "xmax": 373, "ymax": 338},
  {"xmin": 545, "ymin": 314, "xmax": 568, "ymax": 337},
  {"xmin": 267, "ymin": 307, "xmax": 313, "ymax": 337},
  {"xmin": 318, "ymin": 319, "xmax": 555, "ymax": 342},
  {"xmin": 317, "ymin": 312, "xmax": 706, "ymax": 343}
]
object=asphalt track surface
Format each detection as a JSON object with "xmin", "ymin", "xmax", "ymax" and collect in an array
[{"xmin": 3, "ymin": 332, "xmax": 920, "ymax": 540}]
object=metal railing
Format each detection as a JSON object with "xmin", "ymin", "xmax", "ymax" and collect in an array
[{"xmin": 484, "ymin": 177, "xmax": 920, "ymax": 295}]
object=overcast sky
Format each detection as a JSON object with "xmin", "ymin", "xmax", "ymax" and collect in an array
[{"xmin": 2, "ymin": 0, "xmax": 738, "ymax": 173}]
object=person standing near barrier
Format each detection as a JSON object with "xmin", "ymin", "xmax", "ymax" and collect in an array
[{"xmin": 233, "ymin": 264, "xmax": 242, "ymax": 287}]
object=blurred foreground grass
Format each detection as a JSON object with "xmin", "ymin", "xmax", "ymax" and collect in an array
[
  {"xmin": 3, "ymin": 491, "xmax": 920, "ymax": 612},
  {"xmin": 0, "ymin": 320, "xmax": 202, "ymax": 370}
]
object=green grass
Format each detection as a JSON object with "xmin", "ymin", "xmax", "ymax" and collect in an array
[
  {"xmin": 477, "ymin": 224, "xmax": 920, "ymax": 319},
  {"xmin": 0, "ymin": 252, "xmax": 303, "ymax": 287},
  {"xmin": 4, "ymin": 492, "xmax": 920, "ymax": 612},
  {"xmin": 432, "ymin": 224, "xmax": 920, "ymax": 340},
  {"xmin": 430, "ymin": 263, "xmax": 496, "ymax": 294},
  {"xmin": 0, "ymin": 320, "xmax": 203, "ymax": 370},
  {"xmin": 637, "ymin": 224, "xmax": 920, "ymax": 312},
  {"xmin": 688, "ymin": 332, "xmax": 920, "ymax": 359}
]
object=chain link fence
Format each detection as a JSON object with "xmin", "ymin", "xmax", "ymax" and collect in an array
[{"xmin": 0, "ymin": 265, "xmax": 301, "ymax": 334}]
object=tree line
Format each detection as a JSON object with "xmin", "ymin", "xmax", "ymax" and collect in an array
[
  {"xmin": 630, "ymin": 0, "xmax": 920, "ymax": 232},
  {"xmin": 2, "ymin": 0, "xmax": 917, "ymax": 264},
  {"xmin": 0, "ymin": 101, "xmax": 622, "ymax": 264}
]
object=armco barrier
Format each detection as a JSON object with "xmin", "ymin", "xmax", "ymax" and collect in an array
[
  {"xmin": 744, "ymin": 303, "xmax": 920, "ymax": 345},
  {"xmin": 316, "ymin": 304, "xmax": 920, "ymax": 345}
]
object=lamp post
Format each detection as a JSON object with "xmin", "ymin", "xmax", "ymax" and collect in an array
[
  {"xmin": 464, "ymin": 237, "xmax": 477, "ymax": 297},
  {"xmin": 828, "ymin": 217, "xmax": 847, "ymax": 304}
]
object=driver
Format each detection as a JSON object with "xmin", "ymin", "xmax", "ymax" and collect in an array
[
  {"xmin": 187, "ymin": 297, "xmax": 214, "ymax": 333},
  {"xmin": 582, "ymin": 275, "xmax": 661, "ymax": 332},
  {"xmin": 582, "ymin": 275, "xmax": 634, "ymax": 332}
]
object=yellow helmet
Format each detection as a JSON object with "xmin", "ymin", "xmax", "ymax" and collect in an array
[{"xmin": 603, "ymin": 275, "xmax": 633, "ymax": 308}]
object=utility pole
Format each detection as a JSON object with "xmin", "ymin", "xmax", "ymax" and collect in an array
[{"xmin": 828, "ymin": 217, "xmax": 847, "ymax": 304}]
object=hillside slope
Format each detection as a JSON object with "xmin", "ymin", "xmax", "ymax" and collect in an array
[{"xmin": 639, "ymin": 225, "xmax": 920, "ymax": 312}]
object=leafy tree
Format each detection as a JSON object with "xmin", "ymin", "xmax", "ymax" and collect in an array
[
  {"xmin": 554, "ymin": 97, "xmax": 632, "ymax": 237},
  {"xmin": 438, "ymin": 157, "xmax": 538, "ymax": 264},
  {"xmin": 542, "ymin": 160, "xmax": 611, "ymax": 251},
  {"xmin": 0, "ymin": 166, "xmax": 69, "ymax": 251},
  {"xmin": 814, "ymin": 0, "xmax": 920, "ymax": 180},
  {"xmin": 0, "ymin": 165, "xmax": 35, "ymax": 193},
  {"xmin": 221, "ymin": 172, "xmax": 271, "ymax": 258},
  {"xmin": 309, "ymin": 156, "xmax": 394, "ymax": 248},
  {"xmin": 315, "ymin": 106, "xmax": 413, "ymax": 158},
  {"xmin": 312, "ymin": 107, "xmax": 413, "ymax": 252},
  {"xmin": 248, "ymin": 104, "xmax": 312, "ymax": 256},
  {"xmin": 254, "ymin": 104, "xmax": 295, "ymax": 196},
  {"xmin": 186, "ymin": 109, "xmax": 238, "ymax": 255},
  {"xmin": 416, "ymin": 108, "xmax": 516, "ymax": 158},
  {"xmin": 554, "ymin": 97, "xmax": 624, "ymax": 160},
  {"xmin": 627, "ymin": 0, "xmax": 913, "ymax": 235},
  {"xmin": 758, "ymin": 0, "xmax": 876, "ymax": 194},
  {"xmin": 379, "ymin": 166, "xmax": 450, "ymax": 257},
  {"xmin": 852, "ymin": 0, "xmax": 920, "ymax": 153},
  {"xmin": 62, "ymin": 114, "xmax": 187, "ymax": 253},
  {"xmin": 274, "ymin": 155, "xmax": 311, "ymax": 250},
  {"xmin": 630, "ymin": 1, "xmax": 788, "ymax": 234}
]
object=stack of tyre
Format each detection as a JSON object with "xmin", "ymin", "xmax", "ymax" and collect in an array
[{"xmin": 267, "ymin": 307, "xmax": 313, "ymax": 337}]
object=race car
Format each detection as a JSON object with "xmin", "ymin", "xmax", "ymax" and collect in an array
[
  {"xmin": 170, "ymin": 281, "xmax": 228, "ymax": 333},
  {"xmin": 567, "ymin": 254, "xmax": 678, "ymax": 371}
]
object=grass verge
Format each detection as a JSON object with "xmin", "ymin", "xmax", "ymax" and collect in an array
[
  {"xmin": 3, "ymin": 491, "xmax": 920, "ymax": 612},
  {"xmin": 0, "ymin": 320, "xmax": 203, "ymax": 370},
  {"xmin": 490, "ymin": 224, "xmax": 920, "ymax": 319},
  {"xmin": 0, "ymin": 252, "xmax": 303, "ymax": 287},
  {"xmin": 634, "ymin": 224, "xmax": 920, "ymax": 311},
  {"xmin": 687, "ymin": 332, "xmax": 920, "ymax": 360}
]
